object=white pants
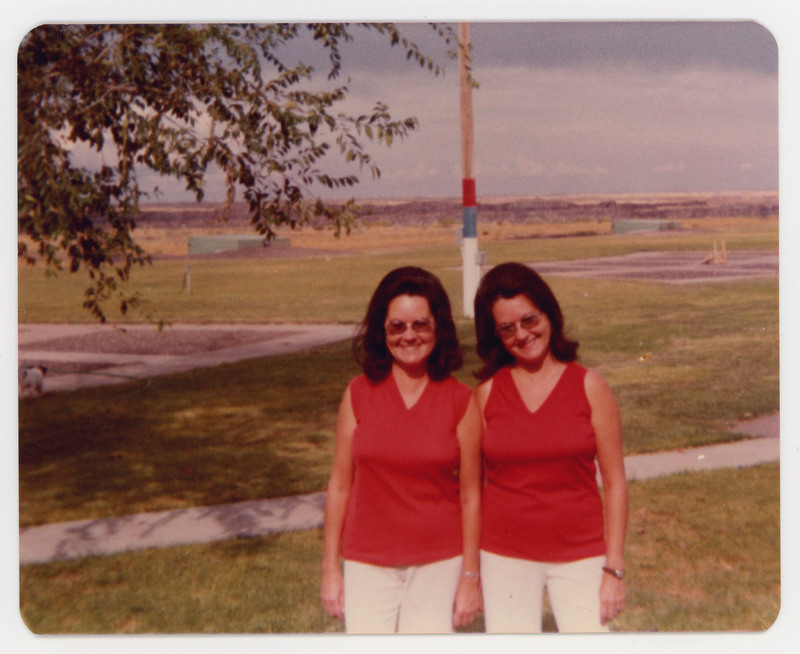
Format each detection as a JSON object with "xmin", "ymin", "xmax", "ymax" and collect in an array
[
  {"xmin": 481, "ymin": 550, "xmax": 608, "ymax": 633},
  {"xmin": 343, "ymin": 556, "xmax": 462, "ymax": 633}
]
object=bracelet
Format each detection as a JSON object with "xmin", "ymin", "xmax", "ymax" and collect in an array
[
  {"xmin": 602, "ymin": 566, "xmax": 624, "ymax": 580},
  {"xmin": 462, "ymin": 571, "xmax": 480, "ymax": 579}
]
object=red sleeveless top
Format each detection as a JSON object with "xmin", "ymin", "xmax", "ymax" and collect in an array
[
  {"xmin": 481, "ymin": 363, "xmax": 606, "ymax": 562},
  {"xmin": 341, "ymin": 373, "xmax": 472, "ymax": 567}
]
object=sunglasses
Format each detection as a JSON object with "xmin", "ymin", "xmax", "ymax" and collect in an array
[
  {"xmin": 495, "ymin": 312, "xmax": 543, "ymax": 339},
  {"xmin": 385, "ymin": 318, "xmax": 435, "ymax": 337}
]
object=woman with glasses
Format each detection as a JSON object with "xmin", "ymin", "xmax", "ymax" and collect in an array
[
  {"xmin": 473, "ymin": 262, "xmax": 628, "ymax": 633},
  {"xmin": 321, "ymin": 266, "xmax": 482, "ymax": 633}
]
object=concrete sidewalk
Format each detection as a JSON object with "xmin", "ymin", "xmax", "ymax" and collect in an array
[
  {"xmin": 19, "ymin": 414, "xmax": 779, "ymax": 565},
  {"xmin": 18, "ymin": 322, "xmax": 358, "ymax": 393}
]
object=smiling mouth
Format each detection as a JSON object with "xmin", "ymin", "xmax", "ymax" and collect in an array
[{"xmin": 515, "ymin": 336, "xmax": 540, "ymax": 351}]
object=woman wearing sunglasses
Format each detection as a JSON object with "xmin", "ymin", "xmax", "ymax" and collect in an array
[
  {"xmin": 321, "ymin": 266, "xmax": 482, "ymax": 633},
  {"xmin": 473, "ymin": 262, "xmax": 628, "ymax": 633}
]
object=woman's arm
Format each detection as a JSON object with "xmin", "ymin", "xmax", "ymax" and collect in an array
[
  {"xmin": 320, "ymin": 383, "xmax": 357, "ymax": 621},
  {"xmin": 585, "ymin": 369, "xmax": 628, "ymax": 625},
  {"xmin": 474, "ymin": 379, "xmax": 492, "ymax": 423},
  {"xmin": 452, "ymin": 392, "xmax": 484, "ymax": 628}
]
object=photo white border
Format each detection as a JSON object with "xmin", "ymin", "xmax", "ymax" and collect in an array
[{"xmin": 4, "ymin": 2, "xmax": 797, "ymax": 653}]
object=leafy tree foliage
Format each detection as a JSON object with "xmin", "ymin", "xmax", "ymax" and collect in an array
[{"xmin": 18, "ymin": 23, "xmax": 455, "ymax": 322}]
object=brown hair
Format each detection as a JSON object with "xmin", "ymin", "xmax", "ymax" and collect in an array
[
  {"xmin": 354, "ymin": 266, "xmax": 463, "ymax": 382},
  {"xmin": 474, "ymin": 262, "xmax": 578, "ymax": 380}
]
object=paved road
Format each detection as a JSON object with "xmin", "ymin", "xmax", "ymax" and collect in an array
[
  {"xmin": 445, "ymin": 250, "xmax": 778, "ymax": 285},
  {"xmin": 530, "ymin": 249, "xmax": 778, "ymax": 284}
]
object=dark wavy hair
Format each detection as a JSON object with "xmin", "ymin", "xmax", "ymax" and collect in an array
[
  {"xmin": 354, "ymin": 266, "xmax": 463, "ymax": 382},
  {"xmin": 474, "ymin": 262, "xmax": 579, "ymax": 380}
]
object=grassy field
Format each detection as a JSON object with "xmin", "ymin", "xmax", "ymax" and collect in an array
[
  {"xmin": 17, "ymin": 213, "xmax": 781, "ymax": 634},
  {"xmin": 17, "ymin": 214, "xmax": 777, "ymax": 324},
  {"xmin": 19, "ymin": 463, "xmax": 780, "ymax": 633},
  {"xmin": 18, "ymin": 275, "xmax": 778, "ymax": 526},
  {"xmin": 19, "ymin": 216, "xmax": 779, "ymax": 526}
]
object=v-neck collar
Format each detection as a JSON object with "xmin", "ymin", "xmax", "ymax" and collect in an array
[
  {"xmin": 508, "ymin": 362, "xmax": 570, "ymax": 415},
  {"xmin": 390, "ymin": 371, "xmax": 431, "ymax": 411}
]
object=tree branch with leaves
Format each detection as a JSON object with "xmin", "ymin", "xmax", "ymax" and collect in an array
[{"xmin": 18, "ymin": 23, "xmax": 457, "ymax": 323}]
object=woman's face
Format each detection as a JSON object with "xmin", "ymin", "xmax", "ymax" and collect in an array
[
  {"xmin": 384, "ymin": 294, "xmax": 436, "ymax": 374},
  {"xmin": 491, "ymin": 294, "xmax": 552, "ymax": 366}
]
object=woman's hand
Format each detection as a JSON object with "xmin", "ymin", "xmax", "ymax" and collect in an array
[
  {"xmin": 599, "ymin": 573, "xmax": 625, "ymax": 625},
  {"xmin": 452, "ymin": 575, "xmax": 483, "ymax": 628},
  {"xmin": 320, "ymin": 566, "xmax": 345, "ymax": 621},
  {"xmin": 320, "ymin": 385, "xmax": 355, "ymax": 622},
  {"xmin": 587, "ymin": 369, "xmax": 628, "ymax": 628}
]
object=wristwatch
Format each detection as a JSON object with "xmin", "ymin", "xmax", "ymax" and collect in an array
[{"xmin": 602, "ymin": 566, "xmax": 624, "ymax": 580}]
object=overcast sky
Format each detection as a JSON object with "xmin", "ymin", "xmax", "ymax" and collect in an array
[
  {"xmin": 119, "ymin": 20, "xmax": 778, "ymax": 198},
  {"xmin": 9, "ymin": 14, "xmax": 782, "ymax": 202},
  {"xmin": 321, "ymin": 20, "xmax": 779, "ymax": 200},
  {"xmin": 140, "ymin": 19, "xmax": 779, "ymax": 202}
]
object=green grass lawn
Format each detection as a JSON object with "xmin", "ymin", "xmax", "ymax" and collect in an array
[
  {"xmin": 17, "ymin": 220, "xmax": 781, "ymax": 635},
  {"xmin": 19, "ymin": 341, "xmax": 359, "ymax": 526},
  {"xmin": 19, "ymin": 463, "xmax": 780, "ymax": 634},
  {"xmin": 19, "ymin": 275, "xmax": 778, "ymax": 526}
]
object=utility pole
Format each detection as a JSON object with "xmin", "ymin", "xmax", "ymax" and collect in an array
[{"xmin": 459, "ymin": 23, "xmax": 481, "ymax": 318}]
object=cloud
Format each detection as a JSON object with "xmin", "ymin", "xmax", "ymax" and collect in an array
[
  {"xmin": 470, "ymin": 21, "xmax": 778, "ymax": 75},
  {"xmin": 654, "ymin": 162, "xmax": 687, "ymax": 173},
  {"xmin": 130, "ymin": 22, "xmax": 779, "ymax": 201},
  {"xmin": 472, "ymin": 62, "xmax": 776, "ymax": 194}
]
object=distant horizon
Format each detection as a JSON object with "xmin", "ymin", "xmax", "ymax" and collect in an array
[{"xmin": 138, "ymin": 187, "xmax": 779, "ymax": 208}]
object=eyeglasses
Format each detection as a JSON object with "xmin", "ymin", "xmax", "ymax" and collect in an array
[
  {"xmin": 385, "ymin": 318, "xmax": 435, "ymax": 337},
  {"xmin": 495, "ymin": 312, "xmax": 543, "ymax": 339}
]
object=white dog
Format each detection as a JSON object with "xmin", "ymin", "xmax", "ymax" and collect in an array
[{"xmin": 19, "ymin": 366, "xmax": 47, "ymax": 398}]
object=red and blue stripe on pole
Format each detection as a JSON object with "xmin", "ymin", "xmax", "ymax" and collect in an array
[{"xmin": 462, "ymin": 178, "xmax": 477, "ymax": 238}]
